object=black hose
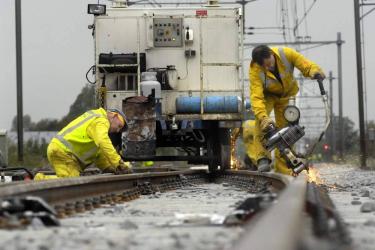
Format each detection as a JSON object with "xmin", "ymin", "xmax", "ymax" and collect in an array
[
  {"xmin": 86, "ymin": 65, "xmax": 97, "ymax": 84},
  {"xmin": 192, "ymin": 130, "xmax": 205, "ymax": 143}
]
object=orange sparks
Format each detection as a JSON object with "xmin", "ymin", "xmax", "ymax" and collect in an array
[
  {"xmin": 230, "ymin": 128, "xmax": 241, "ymax": 170},
  {"xmin": 306, "ymin": 167, "xmax": 323, "ymax": 185}
]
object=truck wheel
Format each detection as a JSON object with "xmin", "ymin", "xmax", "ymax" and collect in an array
[
  {"xmin": 207, "ymin": 128, "xmax": 231, "ymax": 172},
  {"xmin": 218, "ymin": 128, "xmax": 231, "ymax": 170},
  {"xmin": 207, "ymin": 134, "xmax": 218, "ymax": 173}
]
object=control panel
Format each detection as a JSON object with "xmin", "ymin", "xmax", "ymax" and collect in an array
[{"xmin": 153, "ymin": 18, "xmax": 183, "ymax": 47}]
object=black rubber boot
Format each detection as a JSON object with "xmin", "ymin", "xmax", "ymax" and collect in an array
[
  {"xmin": 243, "ymin": 155, "xmax": 257, "ymax": 171},
  {"xmin": 257, "ymin": 158, "xmax": 271, "ymax": 172}
]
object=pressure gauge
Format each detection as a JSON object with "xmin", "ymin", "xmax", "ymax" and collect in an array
[{"xmin": 284, "ymin": 105, "xmax": 300, "ymax": 123}]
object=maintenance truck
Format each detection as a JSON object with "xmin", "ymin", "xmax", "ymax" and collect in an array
[{"xmin": 87, "ymin": 0, "xmax": 246, "ymax": 172}]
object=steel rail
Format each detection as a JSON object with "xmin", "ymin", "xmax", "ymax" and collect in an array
[
  {"xmin": 0, "ymin": 168, "xmax": 316, "ymax": 250},
  {"xmin": 234, "ymin": 174, "xmax": 307, "ymax": 250},
  {"xmin": 225, "ymin": 170, "xmax": 292, "ymax": 190},
  {"xmin": 0, "ymin": 170, "xmax": 290, "ymax": 205},
  {"xmin": 0, "ymin": 170, "xmax": 207, "ymax": 205}
]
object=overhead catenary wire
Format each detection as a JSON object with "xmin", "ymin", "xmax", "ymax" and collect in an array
[
  {"xmin": 302, "ymin": 0, "xmax": 309, "ymax": 39},
  {"xmin": 293, "ymin": 0, "xmax": 317, "ymax": 36},
  {"xmin": 360, "ymin": 7, "xmax": 375, "ymax": 19},
  {"xmin": 281, "ymin": 0, "xmax": 292, "ymax": 42},
  {"xmin": 128, "ymin": 0, "xmax": 259, "ymax": 6},
  {"xmin": 246, "ymin": 32, "xmax": 285, "ymax": 35},
  {"xmin": 298, "ymin": 43, "xmax": 326, "ymax": 52},
  {"xmin": 247, "ymin": 26, "xmax": 291, "ymax": 30}
]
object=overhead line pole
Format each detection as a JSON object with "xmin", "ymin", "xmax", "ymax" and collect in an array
[
  {"xmin": 15, "ymin": 0, "xmax": 24, "ymax": 162},
  {"xmin": 328, "ymin": 71, "xmax": 336, "ymax": 160},
  {"xmin": 337, "ymin": 32, "xmax": 344, "ymax": 161},
  {"xmin": 354, "ymin": 0, "xmax": 368, "ymax": 168}
]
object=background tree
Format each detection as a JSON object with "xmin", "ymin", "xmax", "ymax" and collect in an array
[
  {"xmin": 367, "ymin": 121, "xmax": 375, "ymax": 158},
  {"xmin": 10, "ymin": 84, "xmax": 96, "ymax": 131},
  {"xmin": 59, "ymin": 84, "xmax": 96, "ymax": 128},
  {"xmin": 11, "ymin": 114, "xmax": 33, "ymax": 131},
  {"xmin": 8, "ymin": 84, "xmax": 96, "ymax": 167},
  {"xmin": 308, "ymin": 115, "xmax": 359, "ymax": 161}
]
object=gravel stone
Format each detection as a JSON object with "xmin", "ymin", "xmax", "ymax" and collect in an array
[
  {"xmin": 351, "ymin": 200, "xmax": 362, "ymax": 205},
  {"xmin": 0, "ymin": 183, "xmax": 252, "ymax": 250},
  {"xmin": 364, "ymin": 219, "xmax": 375, "ymax": 227},
  {"xmin": 318, "ymin": 163, "xmax": 375, "ymax": 250},
  {"xmin": 360, "ymin": 202, "xmax": 375, "ymax": 213},
  {"xmin": 103, "ymin": 209, "xmax": 114, "ymax": 215},
  {"xmin": 119, "ymin": 220, "xmax": 138, "ymax": 230},
  {"xmin": 360, "ymin": 189, "xmax": 370, "ymax": 197}
]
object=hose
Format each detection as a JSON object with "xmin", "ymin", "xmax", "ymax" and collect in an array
[
  {"xmin": 305, "ymin": 93, "xmax": 331, "ymax": 158},
  {"xmin": 192, "ymin": 130, "xmax": 205, "ymax": 143},
  {"xmin": 86, "ymin": 65, "xmax": 97, "ymax": 84}
]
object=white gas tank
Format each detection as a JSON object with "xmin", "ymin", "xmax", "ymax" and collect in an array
[{"xmin": 140, "ymin": 72, "xmax": 161, "ymax": 99}]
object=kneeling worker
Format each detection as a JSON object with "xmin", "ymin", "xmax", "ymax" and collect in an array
[
  {"xmin": 34, "ymin": 108, "xmax": 131, "ymax": 180},
  {"xmin": 249, "ymin": 45, "xmax": 325, "ymax": 175}
]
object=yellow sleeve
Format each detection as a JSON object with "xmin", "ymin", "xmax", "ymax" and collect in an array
[
  {"xmin": 87, "ymin": 118, "xmax": 121, "ymax": 168},
  {"xmin": 283, "ymin": 47, "xmax": 324, "ymax": 78},
  {"xmin": 249, "ymin": 65, "xmax": 268, "ymax": 121}
]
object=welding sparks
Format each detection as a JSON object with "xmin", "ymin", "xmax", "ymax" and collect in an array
[
  {"xmin": 230, "ymin": 128, "xmax": 241, "ymax": 170},
  {"xmin": 306, "ymin": 167, "xmax": 323, "ymax": 185}
]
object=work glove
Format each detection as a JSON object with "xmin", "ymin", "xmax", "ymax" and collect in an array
[
  {"xmin": 115, "ymin": 160, "xmax": 133, "ymax": 175},
  {"xmin": 313, "ymin": 72, "xmax": 325, "ymax": 81},
  {"xmin": 260, "ymin": 117, "xmax": 275, "ymax": 133}
]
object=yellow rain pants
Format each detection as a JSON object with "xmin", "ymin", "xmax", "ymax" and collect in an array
[
  {"xmin": 34, "ymin": 141, "xmax": 82, "ymax": 180},
  {"xmin": 242, "ymin": 120, "xmax": 258, "ymax": 166},
  {"xmin": 253, "ymin": 96, "xmax": 292, "ymax": 175}
]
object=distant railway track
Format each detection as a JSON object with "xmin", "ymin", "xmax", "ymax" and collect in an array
[{"xmin": 0, "ymin": 168, "xmax": 351, "ymax": 250}]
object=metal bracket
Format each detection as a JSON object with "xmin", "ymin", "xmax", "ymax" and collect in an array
[
  {"xmin": 219, "ymin": 120, "xmax": 242, "ymax": 128},
  {"xmin": 224, "ymin": 193, "xmax": 277, "ymax": 225},
  {"xmin": 0, "ymin": 167, "xmax": 34, "ymax": 182},
  {"xmin": 0, "ymin": 196, "xmax": 60, "ymax": 228}
]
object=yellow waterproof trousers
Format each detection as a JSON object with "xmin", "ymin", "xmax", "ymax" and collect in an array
[
  {"xmin": 34, "ymin": 141, "xmax": 82, "ymax": 180},
  {"xmin": 34, "ymin": 141, "xmax": 118, "ymax": 180},
  {"xmin": 242, "ymin": 120, "xmax": 258, "ymax": 166},
  {"xmin": 253, "ymin": 95, "xmax": 293, "ymax": 175}
]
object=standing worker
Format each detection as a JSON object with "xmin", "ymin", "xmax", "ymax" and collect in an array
[
  {"xmin": 249, "ymin": 45, "xmax": 325, "ymax": 175},
  {"xmin": 34, "ymin": 108, "xmax": 131, "ymax": 180}
]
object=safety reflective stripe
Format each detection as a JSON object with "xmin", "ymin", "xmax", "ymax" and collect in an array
[
  {"xmin": 55, "ymin": 134, "xmax": 86, "ymax": 163},
  {"xmin": 259, "ymin": 72, "xmax": 268, "ymax": 89},
  {"xmin": 258, "ymin": 72, "xmax": 278, "ymax": 89},
  {"xmin": 55, "ymin": 111, "xmax": 106, "ymax": 164},
  {"xmin": 59, "ymin": 111, "xmax": 101, "ymax": 137},
  {"xmin": 56, "ymin": 135, "xmax": 100, "ymax": 164},
  {"xmin": 278, "ymin": 47, "xmax": 294, "ymax": 74},
  {"xmin": 80, "ymin": 147, "xmax": 99, "ymax": 161}
]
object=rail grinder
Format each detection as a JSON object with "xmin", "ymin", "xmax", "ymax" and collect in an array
[{"xmin": 262, "ymin": 79, "xmax": 331, "ymax": 176}]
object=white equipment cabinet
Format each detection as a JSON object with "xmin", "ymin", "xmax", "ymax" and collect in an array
[{"xmin": 90, "ymin": 3, "xmax": 245, "ymax": 171}]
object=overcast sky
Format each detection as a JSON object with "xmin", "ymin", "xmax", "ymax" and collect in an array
[{"xmin": 0, "ymin": 0, "xmax": 374, "ymax": 131}]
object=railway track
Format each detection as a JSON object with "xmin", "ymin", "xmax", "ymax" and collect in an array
[{"xmin": 0, "ymin": 168, "xmax": 351, "ymax": 250}]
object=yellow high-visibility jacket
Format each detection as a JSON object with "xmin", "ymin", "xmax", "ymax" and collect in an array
[
  {"xmin": 249, "ymin": 47, "xmax": 323, "ymax": 121},
  {"xmin": 52, "ymin": 108, "xmax": 121, "ymax": 168}
]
